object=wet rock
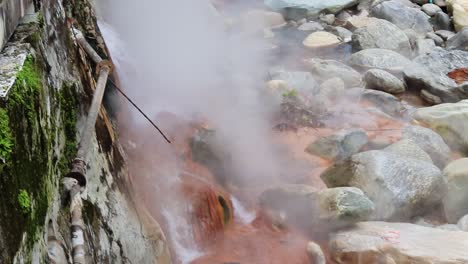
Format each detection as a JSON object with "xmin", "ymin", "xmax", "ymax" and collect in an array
[
  {"xmin": 319, "ymin": 77, "xmax": 346, "ymax": 101},
  {"xmin": 371, "ymin": 0, "xmax": 433, "ymax": 34},
  {"xmin": 402, "ymin": 125, "xmax": 451, "ymax": 169},
  {"xmin": 426, "ymin": 31, "xmax": 445, "ymax": 46},
  {"xmin": 329, "ymin": 221, "xmax": 468, "ymax": 263},
  {"xmin": 331, "ymin": 26, "xmax": 352, "ymax": 42},
  {"xmin": 303, "ymin": 31, "xmax": 341, "ymax": 48},
  {"xmin": 422, "ymin": 3, "xmax": 443, "ymax": 16},
  {"xmin": 420, "ymin": 89, "xmax": 443, "ymax": 104},
  {"xmin": 319, "ymin": 14, "xmax": 336, "ymax": 25},
  {"xmin": 435, "ymin": 29, "xmax": 457, "ymax": 40},
  {"xmin": 414, "ymin": 100, "xmax": 468, "ymax": 151},
  {"xmin": 415, "ymin": 38, "xmax": 437, "ymax": 55},
  {"xmin": 336, "ymin": 10, "xmax": 352, "ymax": 23},
  {"xmin": 306, "ymin": 241, "xmax": 326, "ymax": 264},
  {"xmin": 446, "ymin": 27, "xmax": 468, "ymax": 50},
  {"xmin": 321, "ymin": 150, "xmax": 447, "ymax": 220},
  {"xmin": 297, "ymin": 21, "xmax": 324, "ymax": 31},
  {"xmin": 345, "ymin": 16, "xmax": 381, "ymax": 30},
  {"xmin": 442, "ymin": 158, "xmax": 468, "ymax": 223},
  {"xmin": 351, "ymin": 18, "xmax": 411, "ymax": 55},
  {"xmin": 403, "ymin": 48, "xmax": 468, "ymax": 102},
  {"xmin": 358, "ymin": 88, "xmax": 408, "ymax": 117},
  {"xmin": 435, "ymin": 0, "xmax": 448, "ymax": 7},
  {"xmin": 447, "ymin": 0, "xmax": 468, "ymax": 31},
  {"xmin": 239, "ymin": 9, "xmax": 286, "ymax": 32},
  {"xmin": 264, "ymin": 0, "xmax": 360, "ymax": 19},
  {"xmin": 384, "ymin": 139, "xmax": 433, "ymax": 163},
  {"xmin": 432, "ymin": 11, "xmax": 453, "ymax": 31},
  {"xmin": 364, "ymin": 69, "xmax": 406, "ymax": 94},
  {"xmin": 305, "ymin": 58, "xmax": 362, "ymax": 87},
  {"xmin": 437, "ymin": 224, "xmax": 461, "ymax": 231},
  {"xmin": 458, "ymin": 214, "xmax": 468, "ymax": 231},
  {"xmin": 270, "ymin": 70, "xmax": 319, "ymax": 95},
  {"xmin": 349, "ymin": 48, "xmax": 413, "ymax": 73},
  {"xmin": 260, "ymin": 185, "xmax": 374, "ymax": 229},
  {"xmin": 305, "ymin": 128, "xmax": 368, "ymax": 160}
]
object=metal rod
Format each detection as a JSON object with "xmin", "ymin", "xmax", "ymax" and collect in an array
[{"xmin": 109, "ymin": 79, "xmax": 171, "ymax": 144}]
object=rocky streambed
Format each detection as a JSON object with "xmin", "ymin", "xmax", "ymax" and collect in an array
[{"xmin": 142, "ymin": 0, "xmax": 468, "ymax": 263}]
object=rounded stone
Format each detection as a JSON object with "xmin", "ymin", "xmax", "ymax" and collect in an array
[{"xmin": 303, "ymin": 31, "xmax": 341, "ymax": 48}]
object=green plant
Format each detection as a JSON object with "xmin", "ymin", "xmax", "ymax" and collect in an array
[
  {"xmin": 18, "ymin": 189, "xmax": 31, "ymax": 214},
  {"xmin": 282, "ymin": 89, "xmax": 298, "ymax": 98},
  {"xmin": 0, "ymin": 108, "xmax": 13, "ymax": 160}
]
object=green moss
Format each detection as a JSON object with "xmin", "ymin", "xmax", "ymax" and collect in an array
[
  {"xmin": 0, "ymin": 108, "xmax": 13, "ymax": 161},
  {"xmin": 37, "ymin": 11, "xmax": 44, "ymax": 29},
  {"xmin": 18, "ymin": 189, "xmax": 31, "ymax": 214}
]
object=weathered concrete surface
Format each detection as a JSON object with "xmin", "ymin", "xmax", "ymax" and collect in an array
[{"xmin": 0, "ymin": 0, "xmax": 35, "ymax": 50}]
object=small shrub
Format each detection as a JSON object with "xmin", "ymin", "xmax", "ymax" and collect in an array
[{"xmin": 18, "ymin": 189, "xmax": 31, "ymax": 214}]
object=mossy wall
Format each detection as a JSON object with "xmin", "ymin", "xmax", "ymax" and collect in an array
[{"xmin": 0, "ymin": 46, "xmax": 79, "ymax": 262}]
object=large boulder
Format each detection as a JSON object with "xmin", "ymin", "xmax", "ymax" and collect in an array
[
  {"xmin": 329, "ymin": 221, "xmax": 468, "ymax": 263},
  {"xmin": 321, "ymin": 150, "xmax": 447, "ymax": 220},
  {"xmin": 446, "ymin": 27, "xmax": 468, "ymax": 51},
  {"xmin": 414, "ymin": 100, "xmax": 468, "ymax": 151},
  {"xmin": 269, "ymin": 70, "xmax": 319, "ymax": 95},
  {"xmin": 402, "ymin": 125, "xmax": 451, "ymax": 169},
  {"xmin": 356, "ymin": 88, "xmax": 409, "ymax": 117},
  {"xmin": 447, "ymin": 0, "xmax": 468, "ymax": 31},
  {"xmin": 264, "ymin": 0, "xmax": 360, "ymax": 20},
  {"xmin": 305, "ymin": 128, "xmax": 368, "ymax": 160},
  {"xmin": 260, "ymin": 184, "xmax": 374, "ymax": 230},
  {"xmin": 371, "ymin": 0, "xmax": 433, "ymax": 34},
  {"xmin": 349, "ymin": 48, "xmax": 413, "ymax": 73},
  {"xmin": 383, "ymin": 139, "xmax": 433, "ymax": 163},
  {"xmin": 364, "ymin": 69, "xmax": 406, "ymax": 94},
  {"xmin": 352, "ymin": 18, "xmax": 411, "ymax": 55},
  {"xmin": 403, "ymin": 48, "xmax": 468, "ymax": 103},
  {"xmin": 305, "ymin": 58, "xmax": 362, "ymax": 87},
  {"xmin": 442, "ymin": 158, "xmax": 468, "ymax": 223}
]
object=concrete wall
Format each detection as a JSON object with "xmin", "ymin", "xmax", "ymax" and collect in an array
[{"xmin": 0, "ymin": 0, "xmax": 34, "ymax": 50}]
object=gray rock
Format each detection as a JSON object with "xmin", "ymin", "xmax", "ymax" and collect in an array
[
  {"xmin": 307, "ymin": 241, "xmax": 326, "ymax": 264},
  {"xmin": 319, "ymin": 13, "xmax": 336, "ymax": 25},
  {"xmin": 371, "ymin": 0, "xmax": 433, "ymax": 34},
  {"xmin": 422, "ymin": 3, "xmax": 443, "ymax": 16},
  {"xmin": 426, "ymin": 31, "xmax": 445, "ymax": 46},
  {"xmin": 319, "ymin": 77, "xmax": 346, "ymax": 101},
  {"xmin": 329, "ymin": 222, "xmax": 468, "ymax": 263},
  {"xmin": 435, "ymin": 29, "xmax": 456, "ymax": 40},
  {"xmin": 420, "ymin": 89, "xmax": 443, "ymax": 104},
  {"xmin": 336, "ymin": 10, "xmax": 352, "ymax": 23},
  {"xmin": 434, "ymin": 0, "xmax": 447, "ymax": 7},
  {"xmin": 260, "ymin": 184, "xmax": 374, "ymax": 229},
  {"xmin": 402, "ymin": 125, "xmax": 450, "ymax": 169},
  {"xmin": 364, "ymin": 69, "xmax": 406, "ymax": 94},
  {"xmin": 358, "ymin": 88, "xmax": 409, "ymax": 117},
  {"xmin": 321, "ymin": 150, "xmax": 447, "ymax": 220},
  {"xmin": 413, "ymin": 216, "xmax": 435, "ymax": 227},
  {"xmin": 332, "ymin": 26, "xmax": 352, "ymax": 42},
  {"xmin": 403, "ymin": 48, "xmax": 468, "ymax": 103},
  {"xmin": 351, "ymin": 18, "xmax": 412, "ymax": 55},
  {"xmin": 446, "ymin": 27, "xmax": 468, "ymax": 51},
  {"xmin": 442, "ymin": 158, "xmax": 468, "ymax": 223},
  {"xmin": 384, "ymin": 139, "xmax": 433, "ymax": 163},
  {"xmin": 458, "ymin": 214, "xmax": 468, "ymax": 231},
  {"xmin": 297, "ymin": 21, "xmax": 324, "ymax": 31},
  {"xmin": 349, "ymin": 48, "xmax": 413, "ymax": 73},
  {"xmin": 264, "ymin": 0, "xmax": 360, "ymax": 20},
  {"xmin": 437, "ymin": 224, "xmax": 461, "ymax": 231},
  {"xmin": 305, "ymin": 58, "xmax": 362, "ymax": 87},
  {"xmin": 270, "ymin": 70, "xmax": 319, "ymax": 95},
  {"xmin": 415, "ymin": 38, "xmax": 437, "ymax": 55},
  {"xmin": 305, "ymin": 128, "xmax": 368, "ymax": 160},
  {"xmin": 431, "ymin": 11, "xmax": 453, "ymax": 31},
  {"xmin": 414, "ymin": 100, "xmax": 468, "ymax": 151}
]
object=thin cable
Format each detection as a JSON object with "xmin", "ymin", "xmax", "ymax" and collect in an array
[{"xmin": 108, "ymin": 79, "xmax": 172, "ymax": 144}]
